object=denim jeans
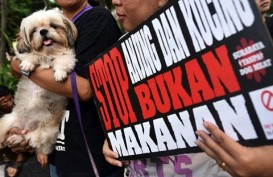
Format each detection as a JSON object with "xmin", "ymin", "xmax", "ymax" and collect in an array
[{"xmin": 49, "ymin": 164, "xmax": 59, "ymax": 177}]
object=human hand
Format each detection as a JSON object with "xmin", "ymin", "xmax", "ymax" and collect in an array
[
  {"xmin": 5, "ymin": 52, "xmax": 15, "ymax": 62},
  {"xmin": 6, "ymin": 161, "xmax": 23, "ymax": 177},
  {"xmin": 6, "ymin": 127, "xmax": 32, "ymax": 153},
  {"xmin": 0, "ymin": 96, "xmax": 12, "ymax": 109},
  {"xmin": 102, "ymin": 139, "xmax": 127, "ymax": 167},
  {"xmin": 0, "ymin": 96, "xmax": 8, "ymax": 105},
  {"xmin": 195, "ymin": 121, "xmax": 273, "ymax": 177},
  {"xmin": 6, "ymin": 166, "xmax": 19, "ymax": 177},
  {"xmin": 10, "ymin": 59, "xmax": 22, "ymax": 79},
  {"xmin": 0, "ymin": 94, "xmax": 13, "ymax": 113}
]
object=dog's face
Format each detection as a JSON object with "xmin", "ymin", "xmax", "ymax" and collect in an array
[{"xmin": 16, "ymin": 9, "xmax": 77, "ymax": 54}]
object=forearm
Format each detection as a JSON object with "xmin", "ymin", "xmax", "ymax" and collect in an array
[
  {"xmin": 29, "ymin": 68, "xmax": 72, "ymax": 97},
  {"xmin": 11, "ymin": 59, "xmax": 92, "ymax": 101},
  {"xmin": 29, "ymin": 68, "xmax": 92, "ymax": 101}
]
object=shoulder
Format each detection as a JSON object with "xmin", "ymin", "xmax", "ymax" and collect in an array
[
  {"xmin": 88, "ymin": 6, "xmax": 113, "ymax": 16},
  {"xmin": 77, "ymin": 6, "xmax": 116, "ymax": 24},
  {"xmin": 74, "ymin": 6, "xmax": 121, "ymax": 38},
  {"xmin": 74, "ymin": 6, "xmax": 120, "ymax": 35}
]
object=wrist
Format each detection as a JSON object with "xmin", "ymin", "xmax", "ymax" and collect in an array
[
  {"xmin": 21, "ymin": 70, "xmax": 32, "ymax": 77},
  {"xmin": 254, "ymin": 146, "xmax": 273, "ymax": 177}
]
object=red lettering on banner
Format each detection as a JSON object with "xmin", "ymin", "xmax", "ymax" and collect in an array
[
  {"xmin": 164, "ymin": 67, "xmax": 193, "ymax": 110},
  {"xmin": 185, "ymin": 59, "xmax": 215, "ymax": 104},
  {"xmin": 202, "ymin": 45, "xmax": 241, "ymax": 96},
  {"xmin": 101, "ymin": 54, "xmax": 120, "ymax": 129},
  {"xmin": 134, "ymin": 84, "xmax": 157, "ymax": 119},
  {"xmin": 135, "ymin": 67, "xmax": 193, "ymax": 119},
  {"xmin": 135, "ymin": 44, "xmax": 241, "ymax": 120},
  {"xmin": 109, "ymin": 48, "xmax": 137, "ymax": 126},
  {"xmin": 89, "ymin": 47, "xmax": 136, "ymax": 131},
  {"xmin": 89, "ymin": 59, "xmax": 113, "ymax": 130},
  {"xmin": 148, "ymin": 75, "xmax": 171, "ymax": 114}
]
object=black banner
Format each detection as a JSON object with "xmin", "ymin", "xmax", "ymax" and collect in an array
[{"xmin": 86, "ymin": 0, "xmax": 273, "ymax": 160}]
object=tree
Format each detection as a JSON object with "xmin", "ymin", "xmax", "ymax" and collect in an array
[{"xmin": 0, "ymin": 0, "xmax": 7, "ymax": 65}]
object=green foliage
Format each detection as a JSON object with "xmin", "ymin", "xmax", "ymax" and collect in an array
[
  {"xmin": 0, "ymin": 62, "xmax": 18, "ymax": 91},
  {"xmin": 5, "ymin": 0, "xmax": 57, "ymax": 42}
]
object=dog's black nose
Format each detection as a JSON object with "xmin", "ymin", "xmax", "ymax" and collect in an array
[{"xmin": 40, "ymin": 29, "xmax": 48, "ymax": 36}]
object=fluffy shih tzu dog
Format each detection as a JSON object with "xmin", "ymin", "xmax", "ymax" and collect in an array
[{"xmin": 0, "ymin": 9, "xmax": 77, "ymax": 165}]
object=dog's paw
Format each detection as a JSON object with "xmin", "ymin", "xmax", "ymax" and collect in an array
[
  {"xmin": 20, "ymin": 61, "xmax": 35, "ymax": 71},
  {"xmin": 36, "ymin": 153, "xmax": 48, "ymax": 167},
  {"xmin": 54, "ymin": 70, "xmax": 68, "ymax": 81},
  {"xmin": 66, "ymin": 61, "xmax": 76, "ymax": 71},
  {"xmin": 6, "ymin": 134, "xmax": 25, "ymax": 147},
  {"xmin": 40, "ymin": 64, "xmax": 51, "ymax": 70}
]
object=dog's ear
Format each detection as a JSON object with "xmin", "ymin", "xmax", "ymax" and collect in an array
[
  {"xmin": 63, "ymin": 18, "xmax": 78, "ymax": 48},
  {"xmin": 16, "ymin": 19, "xmax": 31, "ymax": 53},
  {"xmin": 16, "ymin": 28, "xmax": 31, "ymax": 53}
]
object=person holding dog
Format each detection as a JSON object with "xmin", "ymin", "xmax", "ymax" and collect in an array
[{"xmin": 10, "ymin": 0, "xmax": 123, "ymax": 177}]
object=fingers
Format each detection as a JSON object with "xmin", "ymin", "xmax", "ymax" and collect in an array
[
  {"xmin": 5, "ymin": 52, "xmax": 16, "ymax": 62},
  {"xmin": 102, "ymin": 140, "xmax": 123, "ymax": 167},
  {"xmin": 6, "ymin": 128, "xmax": 30, "ymax": 154},
  {"xmin": 10, "ymin": 146, "xmax": 26, "ymax": 153},
  {"xmin": 0, "ymin": 97, "xmax": 9, "ymax": 107},
  {"xmin": 195, "ymin": 122, "xmax": 238, "ymax": 171},
  {"xmin": 7, "ymin": 127, "xmax": 28, "ymax": 138},
  {"xmin": 195, "ymin": 129, "xmax": 233, "ymax": 165},
  {"xmin": 195, "ymin": 133, "xmax": 218, "ymax": 159},
  {"xmin": 202, "ymin": 122, "xmax": 244, "ymax": 158},
  {"xmin": 9, "ymin": 141, "xmax": 32, "ymax": 154},
  {"xmin": 5, "ymin": 128, "xmax": 28, "ymax": 153},
  {"xmin": 0, "ymin": 96, "xmax": 7, "ymax": 103},
  {"xmin": 195, "ymin": 133, "xmax": 235, "ymax": 175},
  {"xmin": 195, "ymin": 121, "xmax": 251, "ymax": 176}
]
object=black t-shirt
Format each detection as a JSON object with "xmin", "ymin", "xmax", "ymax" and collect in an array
[
  {"xmin": 266, "ymin": 15, "xmax": 273, "ymax": 39},
  {"xmin": 54, "ymin": 6, "xmax": 123, "ymax": 177}
]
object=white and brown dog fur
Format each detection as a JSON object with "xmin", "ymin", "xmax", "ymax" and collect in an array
[{"xmin": 0, "ymin": 9, "xmax": 77, "ymax": 165}]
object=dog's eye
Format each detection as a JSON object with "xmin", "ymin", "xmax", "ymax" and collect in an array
[
  {"xmin": 50, "ymin": 24, "xmax": 58, "ymax": 29},
  {"xmin": 32, "ymin": 28, "xmax": 37, "ymax": 33}
]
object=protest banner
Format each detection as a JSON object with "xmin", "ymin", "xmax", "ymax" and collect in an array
[{"xmin": 86, "ymin": 0, "xmax": 273, "ymax": 160}]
